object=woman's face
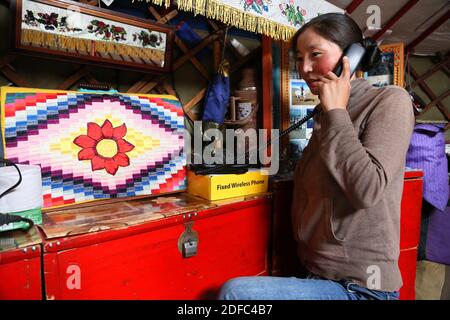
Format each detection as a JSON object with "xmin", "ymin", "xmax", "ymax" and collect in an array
[{"xmin": 296, "ymin": 28, "xmax": 343, "ymax": 95}]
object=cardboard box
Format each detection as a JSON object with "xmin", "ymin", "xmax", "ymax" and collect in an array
[{"xmin": 187, "ymin": 169, "xmax": 269, "ymax": 201}]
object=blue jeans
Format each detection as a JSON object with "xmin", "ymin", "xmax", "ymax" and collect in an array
[{"xmin": 218, "ymin": 276, "xmax": 400, "ymax": 300}]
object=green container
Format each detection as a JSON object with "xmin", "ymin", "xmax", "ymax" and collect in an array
[{"xmin": 0, "ymin": 207, "xmax": 42, "ymax": 232}]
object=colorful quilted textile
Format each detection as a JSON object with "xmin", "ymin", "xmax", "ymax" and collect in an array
[{"xmin": 1, "ymin": 87, "xmax": 186, "ymax": 209}]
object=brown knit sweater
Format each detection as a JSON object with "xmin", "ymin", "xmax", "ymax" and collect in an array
[{"xmin": 291, "ymin": 78, "xmax": 415, "ymax": 292}]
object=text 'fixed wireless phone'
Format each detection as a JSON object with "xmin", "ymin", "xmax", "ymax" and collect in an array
[{"xmin": 194, "ymin": 44, "xmax": 367, "ymax": 175}]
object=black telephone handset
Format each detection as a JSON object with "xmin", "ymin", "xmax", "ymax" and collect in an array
[
  {"xmin": 333, "ymin": 43, "xmax": 366, "ymax": 77},
  {"xmin": 193, "ymin": 44, "xmax": 367, "ymax": 175}
]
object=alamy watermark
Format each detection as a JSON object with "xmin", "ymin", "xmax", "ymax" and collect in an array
[
  {"xmin": 366, "ymin": 5, "xmax": 381, "ymax": 29},
  {"xmin": 184, "ymin": 121, "xmax": 280, "ymax": 175},
  {"xmin": 366, "ymin": 265, "xmax": 381, "ymax": 290},
  {"xmin": 66, "ymin": 264, "xmax": 81, "ymax": 290}
]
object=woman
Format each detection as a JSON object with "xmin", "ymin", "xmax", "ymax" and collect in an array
[{"xmin": 218, "ymin": 13, "xmax": 414, "ymax": 300}]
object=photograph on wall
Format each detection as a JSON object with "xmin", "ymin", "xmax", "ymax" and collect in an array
[
  {"xmin": 289, "ymin": 105, "xmax": 314, "ymax": 140},
  {"xmin": 290, "ymin": 79, "xmax": 320, "ymax": 106},
  {"xmin": 289, "ymin": 105, "xmax": 314, "ymax": 159},
  {"xmin": 289, "ymin": 79, "xmax": 317, "ymax": 160},
  {"xmin": 289, "ymin": 105, "xmax": 315, "ymax": 160},
  {"xmin": 366, "ymin": 51, "xmax": 395, "ymax": 87}
]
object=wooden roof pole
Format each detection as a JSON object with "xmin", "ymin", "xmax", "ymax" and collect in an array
[
  {"xmin": 0, "ymin": 55, "xmax": 28, "ymax": 87},
  {"xmin": 411, "ymin": 55, "xmax": 450, "ymax": 87},
  {"xmin": 410, "ymin": 66, "xmax": 450, "ymax": 120},
  {"xmin": 373, "ymin": 0, "xmax": 420, "ymax": 41},
  {"xmin": 345, "ymin": 0, "xmax": 365, "ymax": 14},
  {"xmin": 427, "ymin": 90, "xmax": 450, "ymax": 114},
  {"xmin": 406, "ymin": 10, "xmax": 450, "ymax": 52}
]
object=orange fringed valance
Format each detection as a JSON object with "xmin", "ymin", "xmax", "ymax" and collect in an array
[
  {"xmin": 21, "ymin": 29, "xmax": 165, "ymax": 66},
  {"xmin": 133, "ymin": 0, "xmax": 343, "ymax": 41}
]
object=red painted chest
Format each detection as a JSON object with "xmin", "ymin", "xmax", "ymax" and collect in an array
[
  {"xmin": 0, "ymin": 227, "xmax": 43, "ymax": 300},
  {"xmin": 39, "ymin": 193, "xmax": 271, "ymax": 299}
]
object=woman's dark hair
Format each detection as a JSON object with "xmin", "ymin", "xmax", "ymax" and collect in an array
[{"xmin": 291, "ymin": 13, "xmax": 381, "ymax": 72}]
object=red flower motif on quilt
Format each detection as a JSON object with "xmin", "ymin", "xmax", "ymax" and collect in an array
[{"xmin": 73, "ymin": 120, "xmax": 135, "ymax": 175}]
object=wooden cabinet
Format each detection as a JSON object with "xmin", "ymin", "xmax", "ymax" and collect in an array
[
  {"xmin": 0, "ymin": 227, "xmax": 43, "ymax": 300},
  {"xmin": 398, "ymin": 170, "xmax": 424, "ymax": 300},
  {"xmin": 40, "ymin": 193, "xmax": 271, "ymax": 300},
  {"xmin": 270, "ymin": 170, "xmax": 423, "ymax": 300},
  {"xmin": 269, "ymin": 175, "xmax": 303, "ymax": 278}
]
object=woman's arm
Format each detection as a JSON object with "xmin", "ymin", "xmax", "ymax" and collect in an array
[{"xmin": 318, "ymin": 88, "xmax": 415, "ymax": 209}]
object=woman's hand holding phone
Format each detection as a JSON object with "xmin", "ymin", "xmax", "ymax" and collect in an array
[{"xmin": 317, "ymin": 56, "xmax": 351, "ymax": 112}]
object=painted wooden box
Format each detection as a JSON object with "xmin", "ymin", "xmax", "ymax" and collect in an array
[
  {"xmin": 40, "ymin": 193, "xmax": 271, "ymax": 299},
  {"xmin": 0, "ymin": 227, "xmax": 43, "ymax": 300}
]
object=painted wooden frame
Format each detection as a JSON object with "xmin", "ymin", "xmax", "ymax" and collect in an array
[
  {"xmin": 366, "ymin": 42, "xmax": 405, "ymax": 88},
  {"xmin": 10, "ymin": 0, "xmax": 174, "ymax": 73},
  {"xmin": 280, "ymin": 39, "xmax": 293, "ymax": 159}
]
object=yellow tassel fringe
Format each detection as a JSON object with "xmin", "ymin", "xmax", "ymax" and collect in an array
[
  {"xmin": 21, "ymin": 29, "xmax": 165, "ymax": 65},
  {"xmin": 135, "ymin": 0, "xmax": 296, "ymax": 41}
]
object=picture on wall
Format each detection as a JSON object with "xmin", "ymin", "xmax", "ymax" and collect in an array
[
  {"xmin": 289, "ymin": 105, "xmax": 314, "ymax": 140},
  {"xmin": 289, "ymin": 79, "xmax": 317, "ymax": 160},
  {"xmin": 365, "ymin": 43, "xmax": 404, "ymax": 88},
  {"xmin": 290, "ymin": 79, "xmax": 320, "ymax": 106},
  {"xmin": 366, "ymin": 51, "xmax": 394, "ymax": 87},
  {"xmin": 10, "ymin": 0, "xmax": 174, "ymax": 72}
]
